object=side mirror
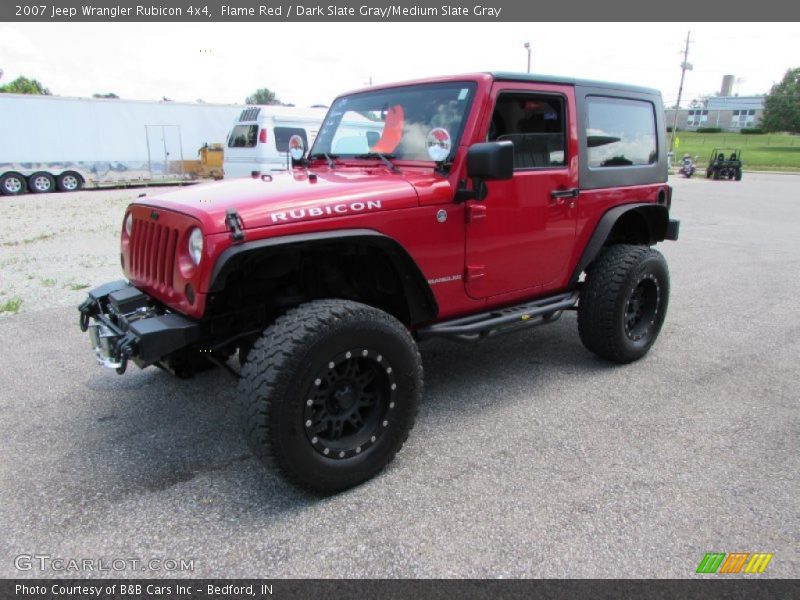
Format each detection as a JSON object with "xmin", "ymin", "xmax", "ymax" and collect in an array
[
  {"xmin": 456, "ymin": 141, "xmax": 513, "ymax": 201},
  {"xmin": 467, "ymin": 141, "xmax": 514, "ymax": 181}
]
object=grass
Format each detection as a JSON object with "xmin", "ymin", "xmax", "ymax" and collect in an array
[
  {"xmin": 0, "ymin": 232, "xmax": 56, "ymax": 247},
  {"xmin": 67, "ymin": 283, "xmax": 90, "ymax": 291},
  {"xmin": 0, "ymin": 297, "xmax": 23, "ymax": 314},
  {"xmin": 40, "ymin": 278, "xmax": 56, "ymax": 287},
  {"xmin": 670, "ymin": 132, "xmax": 800, "ymax": 171}
]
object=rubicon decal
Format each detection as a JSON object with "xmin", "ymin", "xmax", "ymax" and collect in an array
[
  {"xmin": 696, "ymin": 552, "xmax": 773, "ymax": 574},
  {"xmin": 270, "ymin": 200, "xmax": 382, "ymax": 223}
]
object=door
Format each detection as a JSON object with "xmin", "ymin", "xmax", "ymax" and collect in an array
[
  {"xmin": 465, "ymin": 85, "xmax": 579, "ymax": 299},
  {"xmin": 146, "ymin": 125, "xmax": 183, "ymax": 179}
]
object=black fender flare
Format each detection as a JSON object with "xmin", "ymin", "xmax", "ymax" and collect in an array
[
  {"xmin": 208, "ymin": 228, "xmax": 438, "ymax": 325},
  {"xmin": 569, "ymin": 202, "xmax": 670, "ymax": 286}
]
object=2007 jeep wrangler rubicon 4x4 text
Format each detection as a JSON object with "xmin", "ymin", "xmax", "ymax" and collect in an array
[{"xmin": 79, "ymin": 73, "xmax": 679, "ymax": 493}]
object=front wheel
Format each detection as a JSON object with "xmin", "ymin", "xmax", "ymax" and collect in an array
[
  {"xmin": 578, "ymin": 244, "xmax": 670, "ymax": 364},
  {"xmin": 238, "ymin": 299, "xmax": 422, "ymax": 493}
]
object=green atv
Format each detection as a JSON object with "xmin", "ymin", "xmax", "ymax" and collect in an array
[{"xmin": 706, "ymin": 148, "xmax": 743, "ymax": 181}]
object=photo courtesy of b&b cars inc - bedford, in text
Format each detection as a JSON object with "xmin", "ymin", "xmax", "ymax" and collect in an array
[{"xmin": 0, "ymin": 2, "xmax": 798, "ymax": 599}]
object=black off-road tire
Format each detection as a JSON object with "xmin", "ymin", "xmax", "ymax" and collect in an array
[
  {"xmin": 578, "ymin": 244, "xmax": 670, "ymax": 364},
  {"xmin": 735, "ymin": 168, "xmax": 742, "ymax": 181},
  {"xmin": 238, "ymin": 299, "xmax": 423, "ymax": 493}
]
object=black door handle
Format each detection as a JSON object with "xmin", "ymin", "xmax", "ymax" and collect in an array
[{"xmin": 550, "ymin": 188, "xmax": 580, "ymax": 199}]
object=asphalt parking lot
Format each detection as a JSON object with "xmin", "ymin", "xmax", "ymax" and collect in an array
[{"xmin": 0, "ymin": 173, "xmax": 797, "ymax": 578}]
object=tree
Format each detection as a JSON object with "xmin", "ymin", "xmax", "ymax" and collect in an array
[
  {"xmin": 245, "ymin": 88, "xmax": 281, "ymax": 105},
  {"xmin": 93, "ymin": 92, "xmax": 119, "ymax": 99},
  {"xmin": 761, "ymin": 67, "xmax": 800, "ymax": 133},
  {"xmin": 0, "ymin": 75, "xmax": 51, "ymax": 95}
]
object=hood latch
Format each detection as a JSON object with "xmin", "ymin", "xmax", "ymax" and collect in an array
[{"xmin": 225, "ymin": 208, "xmax": 245, "ymax": 244}]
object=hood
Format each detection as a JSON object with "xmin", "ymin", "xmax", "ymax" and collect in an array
[{"xmin": 135, "ymin": 167, "xmax": 436, "ymax": 234}]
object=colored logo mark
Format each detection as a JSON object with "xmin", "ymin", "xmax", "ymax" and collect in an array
[{"xmin": 696, "ymin": 552, "xmax": 773, "ymax": 574}]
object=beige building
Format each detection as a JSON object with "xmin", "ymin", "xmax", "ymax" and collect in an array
[{"xmin": 665, "ymin": 96, "xmax": 764, "ymax": 132}]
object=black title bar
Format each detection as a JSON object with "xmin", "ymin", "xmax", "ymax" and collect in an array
[
  {"xmin": 3, "ymin": 579, "xmax": 800, "ymax": 600},
  {"xmin": 2, "ymin": 0, "xmax": 796, "ymax": 21}
]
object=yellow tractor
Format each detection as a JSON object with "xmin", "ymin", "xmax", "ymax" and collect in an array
[{"xmin": 197, "ymin": 143, "xmax": 224, "ymax": 179}]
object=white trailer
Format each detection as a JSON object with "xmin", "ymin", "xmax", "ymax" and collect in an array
[{"xmin": 0, "ymin": 94, "xmax": 244, "ymax": 195}]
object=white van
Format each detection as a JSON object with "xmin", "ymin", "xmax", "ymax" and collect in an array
[{"xmin": 222, "ymin": 106, "xmax": 327, "ymax": 178}]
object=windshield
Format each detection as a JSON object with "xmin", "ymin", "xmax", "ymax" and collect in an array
[{"xmin": 311, "ymin": 82, "xmax": 477, "ymax": 162}]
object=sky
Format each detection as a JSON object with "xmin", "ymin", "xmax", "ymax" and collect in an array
[{"xmin": 0, "ymin": 22, "xmax": 797, "ymax": 107}]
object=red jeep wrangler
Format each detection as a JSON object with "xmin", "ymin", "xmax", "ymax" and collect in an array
[{"xmin": 80, "ymin": 73, "xmax": 679, "ymax": 492}]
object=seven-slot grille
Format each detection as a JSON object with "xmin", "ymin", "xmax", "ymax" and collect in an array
[{"xmin": 129, "ymin": 217, "xmax": 178, "ymax": 291}]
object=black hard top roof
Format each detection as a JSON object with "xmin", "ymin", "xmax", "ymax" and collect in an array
[{"xmin": 490, "ymin": 72, "xmax": 661, "ymax": 96}]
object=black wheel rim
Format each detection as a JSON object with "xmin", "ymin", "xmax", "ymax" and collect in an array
[
  {"xmin": 303, "ymin": 348, "xmax": 396, "ymax": 459},
  {"xmin": 624, "ymin": 274, "xmax": 660, "ymax": 342}
]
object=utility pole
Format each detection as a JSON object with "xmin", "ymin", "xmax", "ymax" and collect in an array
[{"xmin": 669, "ymin": 31, "xmax": 693, "ymax": 156}]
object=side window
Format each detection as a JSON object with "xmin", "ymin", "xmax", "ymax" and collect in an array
[
  {"xmin": 227, "ymin": 124, "xmax": 258, "ymax": 148},
  {"xmin": 586, "ymin": 97, "xmax": 657, "ymax": 168},
  {"xmin": 488, "ymin": 93, "xmax": 567, "ymax": 170},
  {"xmin": 274, "ymin": 127, "xmax": 309, "ymax": 153}
]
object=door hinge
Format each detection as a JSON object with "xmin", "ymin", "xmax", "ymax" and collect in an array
[
  {"xmin": 466, "ymin": 203, "xmax": 487, "ymax": 223},
  {"xmin": 465, "ymin": 265, "xmax": 486, "ymax": 282}
]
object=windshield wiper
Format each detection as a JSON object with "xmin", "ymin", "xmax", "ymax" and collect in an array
[
  {"xmin": 354, "ymin": 153, "xmax": 400, "ymax": 174},
  {"xmin": 308, "ymin": 152, "xmax": 337, "ymax": 169}
]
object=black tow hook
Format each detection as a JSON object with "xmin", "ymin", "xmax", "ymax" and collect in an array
[
  {"xmin": 78, "ymin": 298, "xmax": 96, "ymax": 332},
  {"xmin": 116, "ymin": 353, "xmax": 128, "ymax": 375}
]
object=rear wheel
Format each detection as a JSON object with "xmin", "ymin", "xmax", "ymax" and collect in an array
[
  {"xmin": 0, "ymin": 172, "xmax": 27, "ymax": 196},
  {"xmin": 57, "ymin": 172, "xmax": 83, "ymax": 192},
  {"xmin": 735, "ymin": 168, "xmax": 742, "ymax": 181},
  {"xmin": 578, "ymin": 244, "xmax": 670, "ymax": 364},
  {"xmin": 238, "ymin": 299, "xmax": 422, "ymax": 493},
  {"xmin": 28, "ymin": 172, "xmax": 55, "ymax": 193}
]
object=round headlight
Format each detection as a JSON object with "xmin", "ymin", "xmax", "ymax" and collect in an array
[
  {"xmin": 124, "ymin": 212, "xmax": 133, "ymax": 237},
  {"xmin": 188, "ymin": 227, "xmax": 204, "ymax": 265}
]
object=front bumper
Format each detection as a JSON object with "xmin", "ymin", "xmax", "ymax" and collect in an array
[{"xmin": 78, "ymin": 281, "xmax": 200, "ymax": 373}]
